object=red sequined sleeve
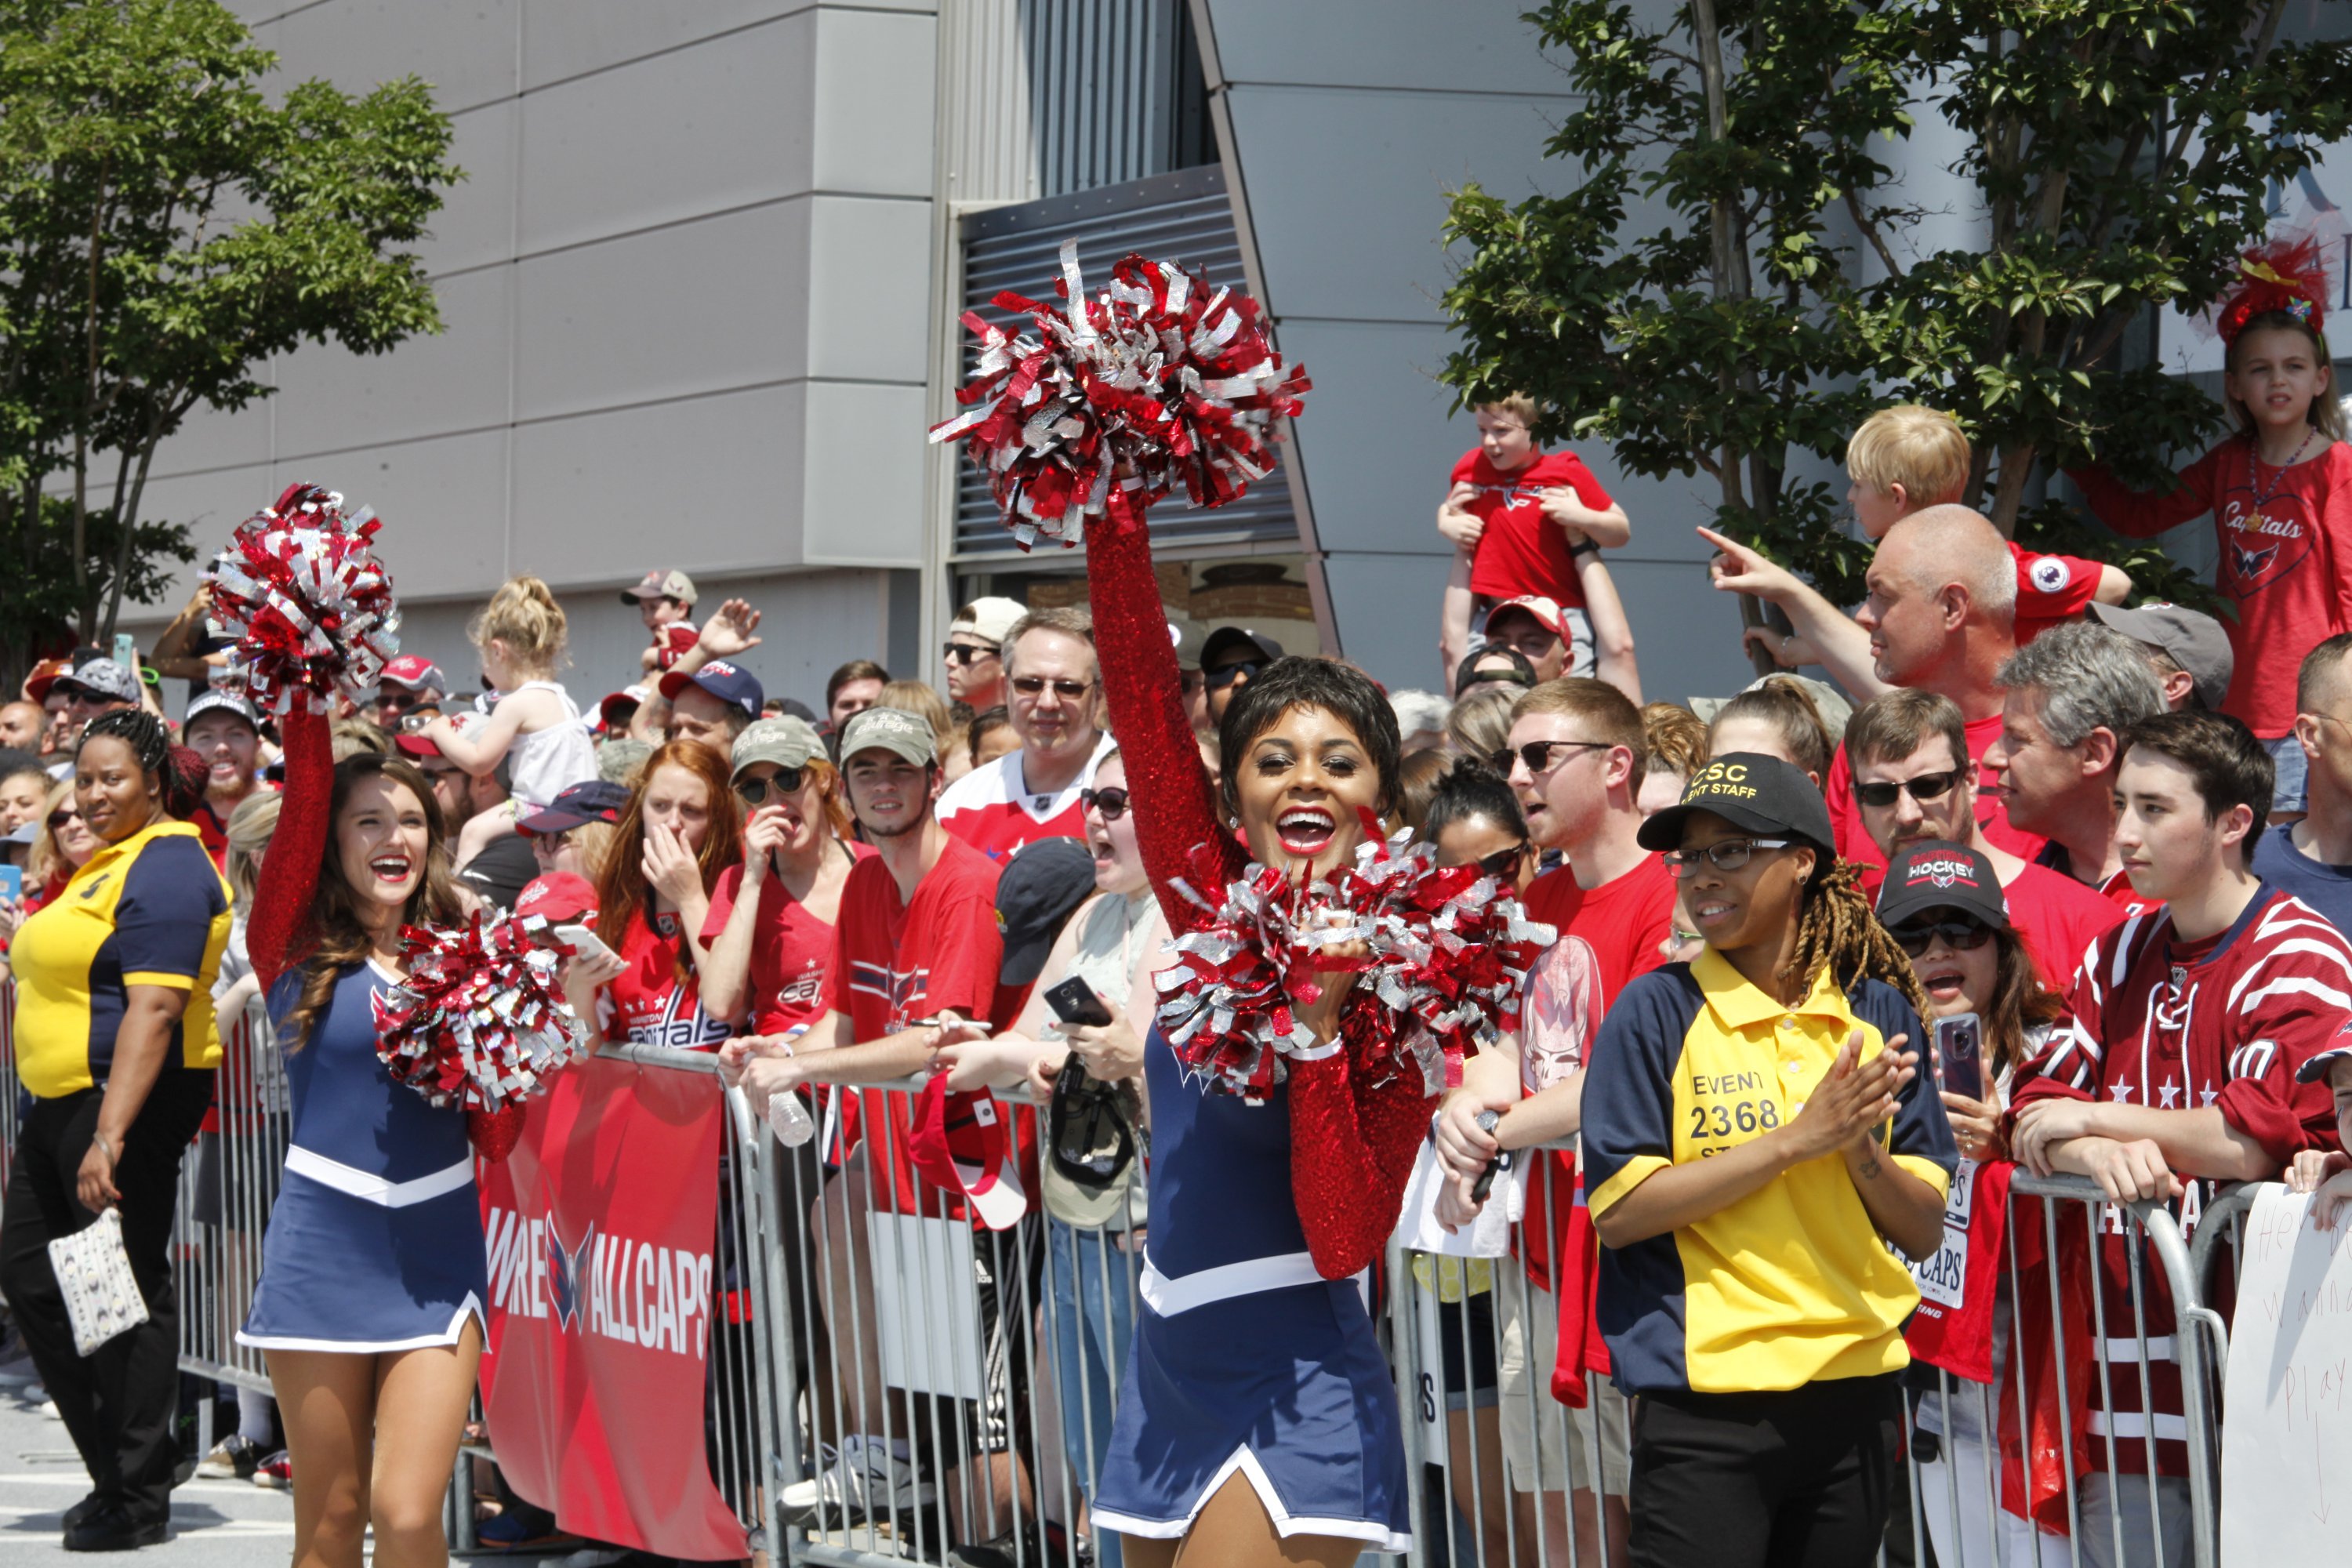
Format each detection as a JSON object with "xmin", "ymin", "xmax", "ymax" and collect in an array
[
  {"xmin": 1288, "ymin": 1037, "xmax": 1436, "ymax": 1279},
  {"xmin": 1083, "ymin": 508, "xmax": 1236, "ymax": 934},
  {"xmin": 247, "ymin": 708, "xmax": 330, "ymax": 994}
]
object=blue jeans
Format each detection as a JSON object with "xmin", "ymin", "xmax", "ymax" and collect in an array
[{"xmin": 1045, "ymin": 1216, "xmax": 1138, "ymax": 1567}]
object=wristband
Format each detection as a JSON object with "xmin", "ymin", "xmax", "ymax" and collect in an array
[
  {"xmin": 90, "ymin": 1132, "xmax": 116, "ymax": 1165},
  {"xmin": 1568, "ymin": 539, "xmax": 1599, "ymax": 558}
]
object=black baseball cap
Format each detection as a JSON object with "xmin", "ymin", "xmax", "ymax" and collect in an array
[
  {"xmin": 1200, "ymin": 626, "xmax": 1285, "ymax": 667},
  {"xmin": 516, "ymin": 779, "xmax": 630, "ymax": 837},
  {"xmin": 1637, "ymin": 752, "xmax": 1837, "ymax": 857},
  {"xmin": 993, "ymin": 837, "xmax": 1098, "ymax": 987},
  {"xmin": 1874, "ymin": 840, "xmax": 2008, "ymax": 932},
  {"xmin": 1454, "ymin": 646, "xmax": 1537, "ymax": 693}
]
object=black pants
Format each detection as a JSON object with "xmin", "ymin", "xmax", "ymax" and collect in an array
[
  {"xmin": 0, "ymin": 1073, "xmax": 215, "ymax": 1524},
  {"xmin": 1628, "ymin": 1373, "xmax": 1900, "ymax": 1568}
]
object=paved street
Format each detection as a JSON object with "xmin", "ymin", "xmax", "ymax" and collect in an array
[{"xmin": 0, "ymin": 1385, "xmax": 294, "ymax": 1564}]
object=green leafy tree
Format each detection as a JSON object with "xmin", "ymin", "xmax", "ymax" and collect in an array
[
  {"xmin": 0, "ymin": 0, "xmax": 459, "ymax": 684},
  {"xmin": 1443, "ymin": 0, "xmax": 2352, "ymax": 649}
]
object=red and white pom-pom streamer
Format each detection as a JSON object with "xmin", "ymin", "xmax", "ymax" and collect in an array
[
  {"xmin": 376, "ymin": 909, "xmax": 588, "ymax": 1121},
  {"xmin": 1152, "ymin": 813, "xmax": 1556, "ymax": 1101},
  {"xmin": 929, "ymin": 240, "xmax": 1309, "ymax": 549},
  {"xmin": 204, "ymin": 481, "xmax": 401, "ymax": 713}
]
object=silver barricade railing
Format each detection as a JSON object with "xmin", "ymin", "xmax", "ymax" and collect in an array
[
  {"xmin": 764, "ymin": 1074, "xmax": 1139, "ymax": 1568},
  {"xmin": 1385, "ymin": 1154, "xmax": 2229, "ymax": 1568},
  {"xmin": 173, "ymin": 989, "xmax": 286, "ymax": 1406},
  {"xmin": 0, "ymin": 975, "xmax": 22, "ymax": 1182}
]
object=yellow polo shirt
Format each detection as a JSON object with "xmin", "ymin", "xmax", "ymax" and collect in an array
[
  {"xmin": 1582, "ymin": 948, "xmax": 1956, "ymax": 1395},
  {"xmin": 12, "ymin": 818, "xmax": 232, "ymax": 1098}
]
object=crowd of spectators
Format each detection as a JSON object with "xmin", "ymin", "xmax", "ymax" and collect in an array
[{"xmin": 0, "ymin": 380, "xmax": 2347, "ymax": 1564}]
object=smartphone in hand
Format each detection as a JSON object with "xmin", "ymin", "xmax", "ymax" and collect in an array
[
  {"xmin": 1934, "ymin": 1012, "xmax": 1984, "ymax": 1102},
  {"xmin": 552, "ymin": 923, "xmax": 622, "ymax": 970},
  {"xmin": 1043, "ymin": 975, "xmax": 1114, "ymax": 1029}
]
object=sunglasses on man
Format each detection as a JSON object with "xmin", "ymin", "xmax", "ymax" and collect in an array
[
  {"xmin": 1011, "ymin": 675, "xmax": 1093, "ymax": 700},
  {"xmin": 1488, "ymin": 739, "xmax": 1610, "ymax": 776},
  {"xmin": 1203, "ymin": 660, "xmax": 1265, "ymax": 691},
  {"xmin": 942, "ymin": 641, "xmax": 1001, "ymax": 666},
  {"xmin": 1853, "ymin": 767, "xmax": 1964, "ymax": 811}
]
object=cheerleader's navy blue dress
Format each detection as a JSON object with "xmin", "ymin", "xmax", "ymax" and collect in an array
[
  {"xmin": 1087, "ymin": 1029, "xmax": 1410, "ymax": 1551},
  {"xmin": 238, "ymin": 960, "xmax": 487, "ymax": 1352}
]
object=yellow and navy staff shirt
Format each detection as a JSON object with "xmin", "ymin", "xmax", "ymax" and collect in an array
[
  {"xmin": 13, "ymin": 818, "xmax": 233, "ymax": 1099},
  {"xmin": 1582, "ymin": 947, "xmax": 1956, "ymax": 1396}
]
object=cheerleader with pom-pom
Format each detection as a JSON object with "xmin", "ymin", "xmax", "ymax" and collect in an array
[
  {"xmin": 2069, "ymin": 238, "xmax": 2352, "ymax": 815},
  {"xmin": 217, "ymin": 485, "xmax": 570, "ymax": 1568},
  {"xmin": 935, "ymin": 249, "xmax": 1548, "ymax": 1565}
]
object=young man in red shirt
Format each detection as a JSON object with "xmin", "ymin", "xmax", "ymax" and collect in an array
[
  {"xmin": 2012, "ymin": 711, "xmax": 2349, "ymax": 1564},
  {"xmin": 1984, "ymin": 622, "xmax": 2167, "ymax": 914},
  {"xmin": 727, "ymin": 705, "xmax": 1014, "ymax": 1523},
  {"xmin": 935, "ymin": 608, "xmax": 1109, "ymax": 860},
  {"xmin": 1436, "ymin": 395, "xmax": 1632, "ymax": 684},
  {"xmin": 1843, "ymin": 688, "xmax": 2122, "ymax": 987},
  {"xmin": 1435, "ymin": 677, "xmax": 1672, "ymax": 1564}
]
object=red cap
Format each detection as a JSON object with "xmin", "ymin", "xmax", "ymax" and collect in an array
[
  {"xmin": 24, "ymin": 657, "xmax": 71, "ymax": 705},
  {"xmin": 1489, "ymin": 595, "xmax": 1565, "ymax": 640},
  {"xmin": 600, "ymin": 685, "xmax": 649, "ymax": 728},
  {"xmin": 395, "ymin": 710, "xmax": 474, "ymax": 758},
  {"xmin": 908, "ymin": 1076, "xmax": 1028, "ymax": 1231},
  {"xmin": 516, "ymin": 872, "xmax": 599, "ymax": 927},
  {"xmin": 379, "ymin": 655, "xmax": 446, "ymax": 692}
]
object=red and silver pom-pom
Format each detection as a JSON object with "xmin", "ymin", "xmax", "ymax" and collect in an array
[
  {"xmin": 928, "ymin": 240, "xmax": 1309, "ymax": 549},
  {"xmin": 204, "ymin": 481, "xmax": 401, "ymax": 714},
  {"xmin": 1152, "ymin": 812, "xmax": 1556, "ymax": 1101},
  {"xmin": 376, "ymin": 909, "xmax": 589, "ymax": 1158}
]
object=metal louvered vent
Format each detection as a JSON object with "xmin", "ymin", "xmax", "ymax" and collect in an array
[{"xmin": 949, "ymin": 164, "xmax": 1303, "ymax": 565}]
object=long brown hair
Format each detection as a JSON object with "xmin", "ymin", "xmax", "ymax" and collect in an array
[
  {"xmin": 1982, "ymin": 925, "xmax": 2065, "ymax": 1080},
  {"xmin": 595, "ymin": 740, "xmax": 743, "ymax": 954},
  {"xmin": 283, "ymin": 754, "xmax": 466, "ymax": 1051}
]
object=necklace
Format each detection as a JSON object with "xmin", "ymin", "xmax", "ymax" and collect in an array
[{"xmin": 2250, "ymin": 427, "xmax": 2319, "ymax": 510}]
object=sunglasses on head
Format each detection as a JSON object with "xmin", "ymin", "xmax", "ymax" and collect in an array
[
  {"xmin": 1854, "ymin": 767, "xmax": 1965, "ymax": 810},
  {"xmin": 735, "ymin": 768, "xmax": 805, "ymax": 805},
  {"xmin": 1080, "ymin": 786, "xmax": 1129, "ymax": 821},
  {"xmin": 1011, "ymin": 675, "xmax": 1093, "ymax": 700},
  {"xmin": 1203, "ymin": 659, "xmax": 1265, "ymax": 691},
  {"xmin": 1889, "ymin": 917, "xmax": 1994, "ymax": 957},
  {"xmin": 942, "ymin": 641, "xmax": 1000, "ymax": 666}
]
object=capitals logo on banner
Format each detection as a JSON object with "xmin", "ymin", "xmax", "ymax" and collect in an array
[{"xmin": 477, "ymin": 1055, "xmax": 745, "ymax": 1563}]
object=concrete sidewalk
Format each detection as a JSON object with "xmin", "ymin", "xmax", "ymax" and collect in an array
[{"xmin": 0, "ymin": 1385, "xmax": 294, "ymax": 1563}]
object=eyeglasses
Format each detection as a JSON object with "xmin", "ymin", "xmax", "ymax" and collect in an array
[
  {"xmin": 1490, "ymin": 739, "xmax": 1609, "ymax": 775},
  {"xmin": 1853, "ymin": 768, "xmax": 1965, "ymax": 810},
  {"xmin": 1203, "ymin": 660, "xmax": 1265, "ymax": 691},
  {"xmin": 943, "ymin": 641, "xmax": 1000, "ymax": 666},
  {"xmin": 1477, "ymin": 843, "xmax": 1529, "ymax": 879},
  {"xmin": 1662, "ymin": 837, "xmax": 1793, "ymax": 879},
  {"xmin": 1011, "ymin": 675, "xmax": 1094, "ymax": 700},
  {"xmin": 735, "ymin": 768, "xmax": 806, "ymax": 805},
  {"xmin": 1080, "ymin": 786, "xmax": 1130, "ymax": 821},
  {"xmin": 1889, "ymin": 917, "xmax": 1995, "ymax": 957}
]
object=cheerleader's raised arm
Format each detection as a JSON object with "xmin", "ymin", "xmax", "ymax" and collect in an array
[{"xmin": 246, "ymin": 706, "xmax": 332, "ymax": 995}]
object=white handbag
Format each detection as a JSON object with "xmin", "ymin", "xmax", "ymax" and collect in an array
[{"xmin": 47, "ymin": 1208, "xmax": 151, "ymax": 1356}]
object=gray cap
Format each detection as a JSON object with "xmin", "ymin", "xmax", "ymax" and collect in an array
[
  {"xmin": 732, "ymin": 716, "xmax": 825, "ymax": 779},
  {"xmin": 56, "ymin": 659, "xmax": 139, "ymax": 706},
  {"xmin": 837, "ymin": 706, "xmax": 936, "ymax": 768},
  {"xmin": 597, "ymin": 736, "xmax": 652, "ymax": 786},
  {"xmin": 2089, "ymin": 601, "xmax": 2234, "ymax": 710}
]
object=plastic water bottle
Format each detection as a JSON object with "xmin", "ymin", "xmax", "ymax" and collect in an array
[{"xmin": 764, "ymin": 1025, "xmax": 815, "ymax": 1147}]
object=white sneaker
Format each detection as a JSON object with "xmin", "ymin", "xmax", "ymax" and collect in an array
[{"xmin": 782, "ymin": 1435, "xmax": 934, "ymax": 1525}]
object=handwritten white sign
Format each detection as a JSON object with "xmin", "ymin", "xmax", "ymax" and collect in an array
[{"xmin": 2218, "ymin": 1185, "xmax": 2352, "ymax": 1561}]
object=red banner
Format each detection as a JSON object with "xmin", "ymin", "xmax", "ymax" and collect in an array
[{"xmin": 477, "ymin": 1055, "xmax": 746, "ymax": 1563}]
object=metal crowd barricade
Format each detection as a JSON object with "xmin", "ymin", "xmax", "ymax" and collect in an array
[
  {"xmin": 1385, "ymin": 1156, "xmax": 2229, "ymax": 1568},
  {"xmin": 0, "ymin": 977, "xmax": 22, "ymax": 1181},
  {"xmin": 172, "ymin": 991, "xmax": 286, "ymax": 1425}
]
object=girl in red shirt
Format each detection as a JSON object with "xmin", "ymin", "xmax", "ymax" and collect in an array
[
  {"xmin": 583, "ymin": 740, "xmax": 743, "ymax": 1052},
  {"xmin": 2071, "ymin": 239, "xmax": 2352, "ymax": 812}
]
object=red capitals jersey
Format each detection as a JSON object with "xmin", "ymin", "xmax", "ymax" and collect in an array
[{"xmin": 2011, "ymin": 887, "xmax": 2349, "ymax": 1473}]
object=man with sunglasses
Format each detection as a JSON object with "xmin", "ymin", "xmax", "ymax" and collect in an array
[
  {"xmin": 1845, "ymin": 689, "xmax": 2124, "ymax": 991},
  {"xmin": 936, "ymin": 608, "xmax": 1112, "ymax": 861},
  {"xmin": 1199, "ymin": 625, "xmax": 1284, "ymax": 727},
  {"xmin": 371, "ymin": 655, "xmax": 446, "ymax": 734},
  {"xmin": 943, "ymin": 597, "xmax": 1025, "ymax": 711}
]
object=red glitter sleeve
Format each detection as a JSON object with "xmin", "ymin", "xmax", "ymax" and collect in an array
[
  {"xmin": 1084, "ymin": 498, "xmax": 1236, "ymax": 934},
  {"xmin": 247, "ymin": 708, "xmax": 329, "ymax": 994},
  {"xmin": 1287, "ymin": 1034, "xmax": 1436, "ymax": 1278}
]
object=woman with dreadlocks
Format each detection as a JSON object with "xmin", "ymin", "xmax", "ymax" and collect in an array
[
  {"xmin": 1578, "ymin": 752, "xmax": 1956, "ymax": 1568},
  {"xmin": 0, "ymin": 710, "xmax": 229, "ymax": 1551}
]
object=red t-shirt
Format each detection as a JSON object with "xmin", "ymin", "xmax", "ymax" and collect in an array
[
  {"xmin": 597, "ymin": 909, "xmax": 731, "ymax": 1052},
  {"xmin": 1517, "ymin": 850, "xmax": 1676, "ymax": 1286},
  {"xmin": 1826, "ymin": 711, "xmax": 2043, "ymax": 875},
  {"xmin": 191, "ymin": 784, "xmax": 277, "ymax": 872},
  {"xmin": 2008, "ymin": 542, "xmax": 2104, "ymax": 644},
  {"xmin": 825, "ymin": 837, "xmax": 1022, "ymax": 1219},
  {"xmin": 934, "ymin": 742, "xmax": 1106, "ymax": 862},
  {"xmin": 2072, "ymin": 439, "xmax": 2352, "ymax": 736},
  {"xmin": 1998, "ymin": 859, "xmax": 2125, "ymax": 997},
  {"xmin": 701, "ymin": 844, "xmax": 876, "ymax": 1034},
  {"xmin": 1457, "ymin": 448, "xmax": 1615, "ymax": 608}
]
